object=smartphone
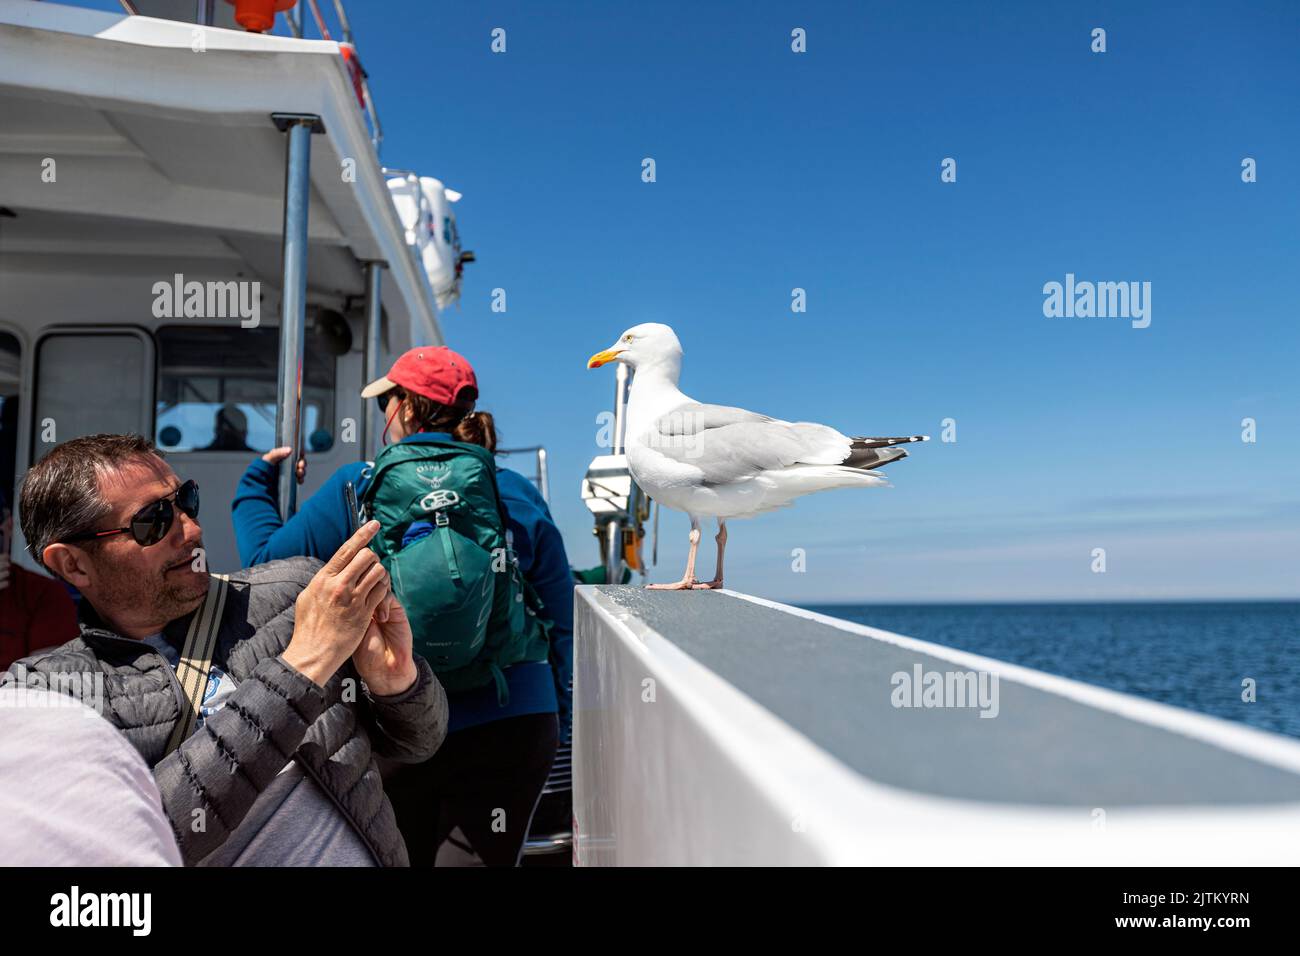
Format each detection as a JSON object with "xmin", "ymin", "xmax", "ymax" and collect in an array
[{"xmin": 344, "ymin": 481, "xmax": 360, "ymax": 535}]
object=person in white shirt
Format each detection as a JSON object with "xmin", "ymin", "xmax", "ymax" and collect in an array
[{"xmin": 0, "ymin": 683, "xmax": 181, "ymax": 866}]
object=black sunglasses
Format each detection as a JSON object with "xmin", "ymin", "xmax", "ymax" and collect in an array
[{"xmin": 64, "ymin": 479, "xmax": 200, "ymax": 548}]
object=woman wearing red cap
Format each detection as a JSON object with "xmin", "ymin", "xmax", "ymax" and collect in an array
[{"xmin": 232, "ymin": 346, "xmax": 573, "ymax": 867}]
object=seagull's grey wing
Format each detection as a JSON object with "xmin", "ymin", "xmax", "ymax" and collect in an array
[
  {"xmin": 643, "ymin": 402, "xmax": 851, "ymax": 485},
  {"xmin": 654, "ymin": 403, "xmax": 775, "ymax": 434}
]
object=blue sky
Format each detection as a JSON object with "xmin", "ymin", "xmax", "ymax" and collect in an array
[
  {"xmin": 356, "ymin": 0, "xmax": 1300, "ymax": 602},
  {"xmin": 99, "ymin": 0, "xmax": 1300, "ymax": 601}
]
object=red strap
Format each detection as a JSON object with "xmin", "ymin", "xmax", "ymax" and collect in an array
[{"xmin": 381, "ymin": 397, "xmax": 405, "ymax": 446}]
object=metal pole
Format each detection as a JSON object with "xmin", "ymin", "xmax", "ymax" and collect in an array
[
  {"xmin": 612, "ymin": 363, "xmax": 630, "ymax": 455},
  {"xmin": 195, "ymin": 0, "xmax": 214, "ymax": 25},
  {"xmin": 605, "ymin": 365, "xmax": 632, "ymax": 583},
  {"xmin": 286, "ymin": 4, "xmax": 303, "ymax": 37},
  {"xmin": 362, "ymin": 83, "xmax": 384, "ymax": 153},
  {"xmin": 603, "ymin": 518, "xmax": 622, "ymax": 586},
  {"xmin": 360, "ymin": 261, "xmax": 384, "ymax": 459},
  {"xmin": 536, "ymin": 447, "xmax": 549, "ymax": 503},
  {"xmin": 332, "ymin": 0, "xmax": 355, "ymax": 44},
  {"xmin": 273, "ymin": 115, "xmax": 319, "ymax": 519}
]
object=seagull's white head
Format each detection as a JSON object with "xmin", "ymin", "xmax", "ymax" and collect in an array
[{"xmin": 587, "ymin": 322, "xmax": 682, "ymax": 371}]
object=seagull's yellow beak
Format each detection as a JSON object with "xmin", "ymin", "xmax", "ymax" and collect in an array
[{"xmin": 587, "ymin": 348, "xmax": 624, "ymax": 369}]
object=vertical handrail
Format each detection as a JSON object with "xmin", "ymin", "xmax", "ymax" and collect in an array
[
  {"xmin": 360, "ymin": 261, "xmax": 384, "ymax": 459},
  {"xmin": 536, "ymin": 447, "xmax": 549, "ymax": 503},
  {"xmin": 283, "ymin": 1, "xmax": 382, "ymax": 152},
  {"xmin": 609, "ymin": 369, "xmax": 637, "ymax": 582},
  {"xmin": 612, "ymin": 364, "xmax": 630, "ymax": 455},
  {"xmin": 361, "ymin": 81, "xmax": 383, "ymax": 151},
  {"xmin": 304, "ymin": 0, "xmax": 332, "ymax": 40},
  {"xmin": 272, "ymin": 115, "xmax": 319, "ymax": 519},
  {"xmin": 331, "ymin": 0, "xmax": 355, "ymax": 45},
  {"xmin": 603, "ymin": 517, "xmax": 622, "ymax": 587},
  {"xmin": 496, "ymin": 446, "xmax": 550, "ymax": 504}
]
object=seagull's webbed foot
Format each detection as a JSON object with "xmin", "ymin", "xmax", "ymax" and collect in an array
[
  {"xmin": 689, "ymin": 578, "xmax": 724, "ymax": 590},
  {"xmin": 645, "ymin": 579, "xmax": 698, "ymax": 590}
]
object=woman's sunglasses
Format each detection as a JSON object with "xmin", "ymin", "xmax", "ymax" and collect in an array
[{"xmin": 63, "ymin": 479, "xmax": 200, "ymax": 548}]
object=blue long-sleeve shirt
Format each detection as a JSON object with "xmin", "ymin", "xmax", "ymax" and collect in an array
[{"xmin": 232, "ymin": 433, "xmax": 574, "ymax": 737}]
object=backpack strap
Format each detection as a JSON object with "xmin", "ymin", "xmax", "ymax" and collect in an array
[
  {"xmin": 163, "ymin": 574, "xmax": 230, "ymax": 757},
  {"xmin": 489, "ymin": 466, "xmax": 553, "ymax": 633},
  {"xmin": 518, "ymin": 571, "xmax": 548, "ymax": 619}
]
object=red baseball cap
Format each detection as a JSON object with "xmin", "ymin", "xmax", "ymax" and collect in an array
[{"xmin": 361, "ymin": 346, "xmax": 478, "ymax": 405}]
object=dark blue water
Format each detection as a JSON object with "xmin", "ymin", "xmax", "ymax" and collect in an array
[{"xmin": 799, "ymin": 602, "xmax": 1300, "ymax": 740}]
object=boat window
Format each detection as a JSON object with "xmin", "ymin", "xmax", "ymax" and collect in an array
[
  {"xmin": 154, "ymin": 324, "xmax": 341, "ymax": 454},
  {"xmin": 0, "ymin": 330, "xmax": 20, "ymax": 517},
  {"xmin": 32, "ymin": 329, "xmax": 154, "ymax": 462}
]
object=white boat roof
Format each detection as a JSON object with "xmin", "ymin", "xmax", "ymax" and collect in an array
[{"xmin": 0, "ymin": 0, "xmax": 443, "ymax": 344}]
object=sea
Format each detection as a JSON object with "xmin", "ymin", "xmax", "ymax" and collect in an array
[{"xmin": 798, "ymin": 601, "xmax": 1300, "ymax": 740}]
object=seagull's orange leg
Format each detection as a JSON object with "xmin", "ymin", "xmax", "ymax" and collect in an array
[
  {"xmin": 691, "ymin": 519, "xmax": 727, "ymax": 589},
  {"xmin": 646, "ymin": 523, "xmax": 702, "ymax": 590}
]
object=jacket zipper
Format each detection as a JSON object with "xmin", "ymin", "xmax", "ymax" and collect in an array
[{"xmin": 83, "ymin": 630, "xmax": 189, "ymax": 737}]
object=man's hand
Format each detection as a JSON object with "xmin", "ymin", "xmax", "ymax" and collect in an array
[
  {"xmin": 262, "ymin": 445, "xmax": 306, "ymax": 484},
  {"xmin": 354, "ymin": 593, "xmax": 418, "ymax": 697},
  {"xmin": 282, "ymin": 521, "xmax": 389, "ymax": 687}
]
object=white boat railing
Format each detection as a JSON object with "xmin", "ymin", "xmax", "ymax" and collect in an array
[
  {"xmin": 573, "ymin": 585, "xmax": 1300, "ymax": 866},
  {"xmin": 495, "ymin": 446, "xmax": 550, "ymax": 504},
  {"xmin": 296, "ymin": 0, "xmax": 381, "ymax": 149}
]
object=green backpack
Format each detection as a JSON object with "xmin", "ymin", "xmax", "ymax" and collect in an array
[{"xmin": 359, "ymin": 439, "xmax": 552, "ymax": 702}]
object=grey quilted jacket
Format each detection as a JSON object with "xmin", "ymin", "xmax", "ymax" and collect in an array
[{"xmin": 10, "ymin": 557, "xmax": 448, "ymax": 867}]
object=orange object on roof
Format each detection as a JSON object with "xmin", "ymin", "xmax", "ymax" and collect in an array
[
  {"xmin": 224, "ymin": 0, "xmax": 296, "ymax": 33},
  {"xmin": 339, "ymin": 44, "xmax": 366, "ymax": 108}
]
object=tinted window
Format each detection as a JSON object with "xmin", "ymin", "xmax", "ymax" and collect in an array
[
  {"xmin": 154, "ymin": 324, "xmax": 341, "ymax": 454},
  {"xmin": 33, "ymin": 330, "xmax": 153, "ymax": 459}
]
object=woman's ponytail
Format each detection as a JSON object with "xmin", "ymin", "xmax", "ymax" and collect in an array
[
  {"xmin": 393, "ymin": 388, "xmax": 498, "ymax": 452},
  {"xmin": 453, "ymin": 410, "xmax": 498, "ymax": 454}
]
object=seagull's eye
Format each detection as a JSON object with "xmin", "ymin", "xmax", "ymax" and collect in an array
[{"xmin": 623, "ymin": 334, "xmax": 633, "ymax": 342}]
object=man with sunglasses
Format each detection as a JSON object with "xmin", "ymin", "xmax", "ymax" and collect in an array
[{"xmin": 7, "ymin": 433, "xmax": 448, "ymax": 866}]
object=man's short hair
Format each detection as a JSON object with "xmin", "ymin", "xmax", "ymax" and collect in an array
[{"xmin": 19, "ymin": 434, "xmax": 163, "ymax": 571}]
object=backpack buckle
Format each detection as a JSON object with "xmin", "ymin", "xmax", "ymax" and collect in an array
[
  {"xmin": 419, "ymin": 489, "xmax": 460, "ymax": 514},
  {"xmin": 435, "ymin": 510, "xmax": 449, "ymax": 528}
]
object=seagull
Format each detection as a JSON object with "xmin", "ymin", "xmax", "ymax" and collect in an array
[{"xmin": 587, "ymin": 323, "xmax": 927, "ymax": 590}]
